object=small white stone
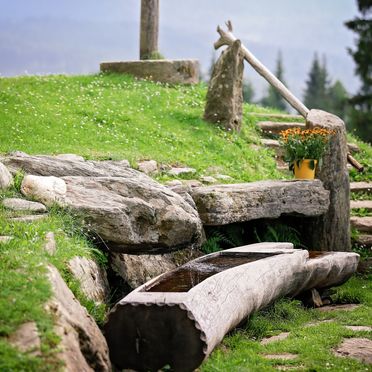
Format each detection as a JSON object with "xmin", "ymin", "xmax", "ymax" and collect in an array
[
  {"xmin": 167, "ymin": 167, "xmax": 196, "ymax": 176},
  {"xmin": 138, "ymin": 160, "xmax": 158, "ymax": 175}
]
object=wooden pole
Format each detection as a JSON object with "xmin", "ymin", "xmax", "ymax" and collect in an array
[
  {"xmin": 140, "ymin": 0, "xmax": 159, "ymax": 60},
  {"xmin": 214, "ymin": 21, "xmax": 310, "ymax": 117}
]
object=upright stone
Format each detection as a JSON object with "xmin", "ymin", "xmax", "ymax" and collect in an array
[
  {"xmin": 140, "ymin": 0, "xmax": 160, "ymax": 59},
  {"xmin": 204, "ymin": 39, "xmax": 244, "ymax": 132},
  {"xmin": 306, "ymin": 109, "xmax": 350, "ymax": 251}
]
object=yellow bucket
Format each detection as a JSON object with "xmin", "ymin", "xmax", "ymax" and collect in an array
[{"xmin": 294, "ymin": 159, "xmax": 318, "ymax": 180}]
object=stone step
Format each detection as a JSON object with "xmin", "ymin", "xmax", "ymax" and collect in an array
[
  {"xmin": 190, "ymin": 180, "xmax": 329, "ymax": 226},
  {"xmin": 350, "ymin": 200, "xmax": 372, "ymax": 211},
  {"xmin": 262, "ymin": 138, "xmax": 360, "ymax": 154},
  {"xmin": 249, "ymin": 113, "xmax": 304, "ymax": 120},
  {"xmin": 350, "ymin": 216, "xmax": 372, "ymax": 233},
  {"xmin": 257, "ymin": 121, "xmax": 306, "ymax": 134},
  {"xmin": 353, "ymin": 234, "xmax": 372, "ymax": 247},
  {"xmin": 350, "ymin": 182, "xmax": 372, "ymax": 194}
]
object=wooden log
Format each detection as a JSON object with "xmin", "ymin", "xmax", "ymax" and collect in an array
[
  {"xmin": 347, "ymin": 153, "xmax": 364, "ymax": 172},
  {"xmin": 214, "ymin": 21, "xmax": 309, "ymax": 117},
  {"xmin": 104, "ymin": 243, "xmax": 359, "ymax": 371},
  {"xmin": 140, "ymin": 0, "xmax": 160, "ymax": 60},
  {"xmin": 306, "ymin": 110, "xmax": 351, "ymax": 251}
]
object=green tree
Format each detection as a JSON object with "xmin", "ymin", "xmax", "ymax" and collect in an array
[
  {"xmin": 243, "ymin": 79, "xmax": 255, "ymax": 103},
  {"xmin": 328, "ymin": 80, "xmax": 349, "ymax": 120},
  {"xmin": 303, "ymin": 54, "xmax": 330, "ymax": 110},
  {"xmin": 345, "ymin": 0, "xmax": 372, "ymax": 143},
  {"xmin": 261, "ymin": 52, "xmax": 288, "ymax": 111}
]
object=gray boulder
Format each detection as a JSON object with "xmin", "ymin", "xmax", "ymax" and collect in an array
[
  {"xmin": 0, "ymin": 162, "xmax": 13, "ymax": 189},
  {"xmin": 22, "ymin": 175, "xmax": 203, "ymax": 254},
  {"xmin": 204, "ymin": 39, "xmax": 244, "ymax": 131},
  {"xmin": 46, "ymin": 265, "xmax": 111, "ymax": 372},
  {"xmin": 2, "ymin": 198, "xmax": 47, "ymax": 213}
]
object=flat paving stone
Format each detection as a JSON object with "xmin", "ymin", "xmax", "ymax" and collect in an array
[
  {"xmin": 263, "ymin": 353, "xmax": 298, "ymax": 360},
  {"xmin": 354, "ymin": 234, "xmax": 372, "ymax": 247},
  {"xmin": 334, "ymin": 337, "xmax": 372, "ymax": 364},
  {"xmin": 350, "ymin": 216, "xmax": 372, "ymax": 233},
  {"xmin": 10, "ymin": 214, "xmax": 48, "ymax": 222},
  {"xmin": 345, "ymin": 326, "xmax": 372, "ymax": 332},
  {"xmin": 350, "ymin": 182, "xmax": 372, "ymax": 193},
  {"xmin": 2, "ymin": 198, "xmax": 47, "ymax": 213},
  {"xmin": 305, "ymin": 319, "xmax": 334, "ymax": 327},
  {"xmin": 8, "ymin": 321, "xmax": 41, "ymax": 356},
  {"xmin": 317, "ymin": 304, "xmax": 360, "ymax": 312},
  {"xmin": 261, "ymin": 332, "xmax": 290, "ymax": 345}
]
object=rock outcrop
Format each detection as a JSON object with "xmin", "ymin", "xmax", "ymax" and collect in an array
[
  {"xmin": 46, "ymin": 265, "xmax": 111, "ymax": 372},
  {"xmin": 204, "ymin": 39, "xmax": 244, "ymax": 131},
  {"xmin": 22, "ymin": 175, "xmax": 203, "ymax": 254},
  {"xmin": 67, "ymin": 257, "xmax": 110, "ymax": 304},
  {"xmin": 191, "ymin": 179, "xmax": 330, "ymax": 225}
]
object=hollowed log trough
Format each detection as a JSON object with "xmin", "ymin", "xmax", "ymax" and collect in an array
[{"xmin": 104, "ymin": 243, "xmax": 359, "ymax": 371}]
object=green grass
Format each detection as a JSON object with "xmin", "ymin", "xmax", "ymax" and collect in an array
[
  {"xmin": 0, "ymin": 189, "xmax": 108, "ymax": 371},
  {"xmin": 201, "ymin": 275, "xmax": 372, "ymax": 372},
  {"xmin": 0, "ymin": 73, "xmax": 283, "ymax": 183}
]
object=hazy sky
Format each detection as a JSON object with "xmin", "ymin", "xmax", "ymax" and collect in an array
[{"xmin": 0, "ymin": 0, "xmax": 360, "ymax": 98}]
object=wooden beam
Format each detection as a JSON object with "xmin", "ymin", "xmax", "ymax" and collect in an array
[
  {"xmin": 140, "ymin": 0, "xmax": 159, "ymax": 60},
  {"xmin": 214, "ymin": 21, "xmax": 310, "ymax": 117}
]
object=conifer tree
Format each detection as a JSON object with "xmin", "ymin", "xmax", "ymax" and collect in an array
[
  {"xmin": 261, "ymin": 52, "xmax": 287, "ymax": 111},
  {"xmin": 345, "ymin": 0, "xmax": 372, "ymax": 143},
  {"xmin": 243, "ymin": 79, "xmax": 255, "ymax": 103},
  {"xmin": 328, "ymin": 80, "xmax": 349, "ymax": 120}
]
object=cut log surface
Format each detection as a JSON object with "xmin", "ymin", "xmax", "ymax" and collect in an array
[
  {"xmin": 104, "ymin": 243, "xmax": 359, "ymax": 371},
  {"xmin": 350, "ymin": 200, "xmax": 372, "ymax": 211},
  {"xmin": 350, "ymin": 182, "xmax": 372, "ymax": 193},
  {"xmin": 350, "ymin": 216, "xmax": 372, "ymax": 233},
  {"xmin": 190, "ymin": 180, "xmax": 330, "ymax": 225}
]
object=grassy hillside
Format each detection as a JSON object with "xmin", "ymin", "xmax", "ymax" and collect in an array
[
  {"xmin": 0, "ymin": 73, "xmax": 284, "ymax": 182},
  {"xmin": 0, "ymin": 73, "xmax": 371, "ymax": 371}
]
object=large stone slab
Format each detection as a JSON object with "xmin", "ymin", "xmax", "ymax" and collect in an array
[
  {"xmin": 100, "ymin": 59, "xmax": 199, "ymax": 84},
  {"xmin": 190, "ymin": 180, "xmax": 329, "ymax": 225},
  {"xmin": 46, "ymin": 265, "xmax": 111, "ymax": 371},
  {"xmin": 1, "ymin": 152, "xmax": 131, "ymax": 178},
  {"xmin": 22, "ymin": 175, "xmax": 203, "ymax": 254}
]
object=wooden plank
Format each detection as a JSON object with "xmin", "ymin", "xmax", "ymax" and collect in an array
[
  {"xmin": 350, "ymin": 216, "xmax": 372, "ymax": 233},
  {"xmin": 350, "ymin": 200, "xmax": 372, "ymax": 211},
  {"xmin": 248, "ymin": 112, "xmax": 304, "ymax": 120},
  {"xmin": 104, "ymin": 243, "xmax": 359, "ymax": 371},
  {"xmin": 350, "ymin": 182, "xmax": 372, "ymax": 193}
]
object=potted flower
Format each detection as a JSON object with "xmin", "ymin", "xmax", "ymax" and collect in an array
[{"xmin": 279, "ymin": 127, "xmax": 334, "ymax": 179}]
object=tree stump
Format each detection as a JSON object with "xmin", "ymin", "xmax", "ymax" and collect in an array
[
  {"xmin": 204, "ymin": 39, "xmax": 244, "ymax": 132},
  {"xmin": 140, "ymin": 0, "xmax": 159, "ymax": 60},
  {"xmin": 306, "ymin": 109, "xmax": 351, "ymax": 251}
]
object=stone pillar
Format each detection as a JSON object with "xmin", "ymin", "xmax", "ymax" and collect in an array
[
  {"xmin": 306, "ymin": 109, "xmax": 351, "ymax": 251},
  {"xmin": 204, "ymin": 39, "xmax": 244, "ymax": 132},
  {"xmin": 140, "ymin": 0, "xmax": 159, "ymax": 60}
]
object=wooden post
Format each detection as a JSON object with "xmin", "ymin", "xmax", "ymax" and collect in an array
[{"xmin": 140, "ymin": 0, "xmax": 159, "ymax": 60}]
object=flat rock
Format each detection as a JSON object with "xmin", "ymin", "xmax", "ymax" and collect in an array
[
  {"xmin": 215, "ymin": 174, "xmax": 233, "ymax": 181},
  {"xmin": 354, "ymin": 234, "xmax": 372, "ymax": 247},
  {"xmin": 8, "ymin": 321, "xmax": 41, "ymax": 356},
  {"xmin": 67, "ymin": 256, "xmax": 110, "ymax": 304},
  {"xmin": 350, "ymin": 216, "xmax": 372, "ymax": 233},
  {"xmin": 257, "ymin": 121, "xmax": 305, "ymax": 134},
  {"xmin": 317, "ymin": 304, "xmax": 360, "ymax": 312},
  {"xmin": 263, "ymin": 353, "xmax": 298, "ymax": 360},
  {"xmin": 0, "ymin": 161, "xmax": 13, "ymax": 189},
  {"xmin": 249, "ymin": 113, "xmax": 304, "ymax": 120},
  {"xmin": 191, "ymin": 180, "xmax": 330, "ymax": 225},
  {"xmin": 46, "ymin": 265, "xmax": 111, "ymax": 371},
  {"xmin": 350, "ymin": 182, "xmax": 371, "ymax": 193},
  {"xmin": 261, "ymin": 332, "xmax": 290, "ymax": 345},
  {"xmin": 358, "ymin": 257, "xmax": 372, "ymax": 274},
  {"xmin": 165, "ymin": 180, "xmax": 183, "ymax": 187},
  {"xmin": 2, "ymin": 198, "xmax": 47, "ymax": 213},
  {"xmin": 305, "ymin": 319, "xmax": 334, "ymax": 327},
  {"xmin": 55, "ymin": 154, "xmax": 85, "ymax": 162},
  {"xmin": 334, "ymin": 337, "xmax": 372, "ymax": 364},
  {"xmin": 2, "ymin": 152, "xmax": 131, "ymax": 177},
  {"xmin": 138, "ymin": 160, "xmax": 158, "ymax": 175},
  {"xmin": 0, "ymin": 236, "xmax": 13, "ymax": 243},
  {"xmin": 200, "ymin": 176, "xmax": 217, "ymax": 184},
  {"xmin": 182, "ymin": 179, "xmax": 203, "ymax": 188},
  {"xmin": 10, "ymin": 214, "xmax": 47, "ymax": 222},
  {"xmin": 44, "ymin": 232, "xmax": 57, "ymax": 255},
  {"xmin": 345, "ymin": 326, "xmax": 372, "ymax": 332},
  {"xmin": 22, "ymin": 175, "xmax": 203, "ymax": 254},
  {"xmin": 167, "ymin": 167, "xmax": 197, "ymax": 177},
  {"xmin": 350, "ymin": 200, "xmax": 372, "ymax": 211}
]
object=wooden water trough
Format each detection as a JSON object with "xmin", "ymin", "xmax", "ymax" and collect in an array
[{"xmin": 104, "ymin": 243, "xmax": 359, "ymax": 371}]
